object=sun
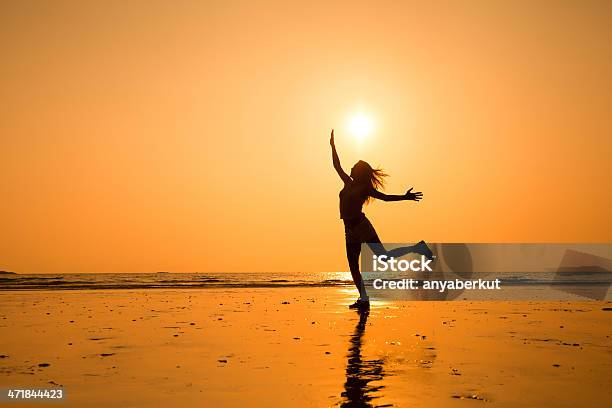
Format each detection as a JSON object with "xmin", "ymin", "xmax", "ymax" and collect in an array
[{"xmin": 348, "ymin": 114, "xmax": 373, "ymax": 142}]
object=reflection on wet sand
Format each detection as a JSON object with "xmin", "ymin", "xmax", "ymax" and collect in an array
[{"xmin": 341, "ymin": 308, "xmax": 389, "ymax": 407}]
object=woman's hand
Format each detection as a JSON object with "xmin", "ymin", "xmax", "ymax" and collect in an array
[
  {"xmin": 330, "ymin": 129, "xmax": 335, "ymax": 147},
  {"xmin": 405, "ymin": 188, "xmax": 423, "ymax": 201}
]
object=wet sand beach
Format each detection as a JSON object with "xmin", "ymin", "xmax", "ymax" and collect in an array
[{"xmin": 0, "ymin": 288, "xmax": 610, "ymax": 407}]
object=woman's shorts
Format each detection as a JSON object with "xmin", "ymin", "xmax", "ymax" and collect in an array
[{"xmin": 344, "ymin": 216, "xmax": 380, "ymax": 244}]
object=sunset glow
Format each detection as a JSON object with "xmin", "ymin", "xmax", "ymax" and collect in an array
[
  {"xmin": 0, "ymin": 2, "xmax": 610, "ymax": 273},
  {"xmin": 348, "ymin": 114, "xmax": 374, "ymax": 142}
]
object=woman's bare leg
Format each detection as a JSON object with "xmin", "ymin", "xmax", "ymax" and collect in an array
[
  {"xmin": 346, "ymin": 242, "xmax": 368, "ymax": 300},
  {"xmin": 367, "ymin": 240, "xmax": 432, "ymax": 259}
]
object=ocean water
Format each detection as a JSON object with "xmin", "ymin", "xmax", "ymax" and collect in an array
[
  {"xmin": 3, "ymin": 244, "xmax": 611, "ymax": 293},
  {"xmin": 1, "ymin": 271, "xmax": 610, "ymax": 292},
  {"xmin": 0, "ymin": 272, "xmax": 354, "ymax": 290}
]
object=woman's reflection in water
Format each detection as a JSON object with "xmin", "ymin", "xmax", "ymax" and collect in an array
[{"xmin": 341, "ymin": 308, "xmax": 390, "ymax": 407}]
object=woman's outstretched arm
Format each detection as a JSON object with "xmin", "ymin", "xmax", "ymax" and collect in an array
[
  {"xmin": 330, "ymin": 129, "xmax": 351, "ymax": 183},
  {"xmin": 370, "ymin": 187, "xmax": 423, "ymax": 202}
]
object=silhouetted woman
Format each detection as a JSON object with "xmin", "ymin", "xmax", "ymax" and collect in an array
[{"xmin": 330, "ymin": 129, "xmax": 432, "ymax": 308}]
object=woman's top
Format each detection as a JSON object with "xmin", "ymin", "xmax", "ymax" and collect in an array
[{"xmin": 339, "ymin": 181, "xmax": 371, "ymax": 220}]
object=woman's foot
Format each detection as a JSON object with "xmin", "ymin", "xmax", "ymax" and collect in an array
[
  {"xmin": 349, "ymin": 298, "xmax": 370, "ymax": 309},
  {"xmin": 416, "ymin": 240, "xmax": 434, "ymax": 260}
]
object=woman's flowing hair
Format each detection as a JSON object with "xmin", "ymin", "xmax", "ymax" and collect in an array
[{"xmin": 353, "ymin": 160, "xmax": 388, "ymax": 204}]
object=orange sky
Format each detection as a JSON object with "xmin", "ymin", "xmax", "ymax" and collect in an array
[{"xmin": 1, "ymin": 1, "xmax": 611, "ymax": 273}]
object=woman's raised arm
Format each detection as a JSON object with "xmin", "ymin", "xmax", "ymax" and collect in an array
[{"xmin": 330, "ymin": 129, "xmax": 351, "ymax": 183}]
